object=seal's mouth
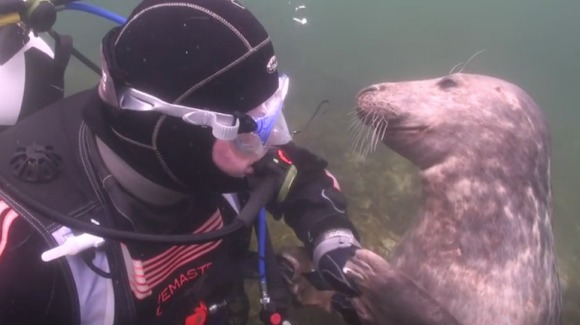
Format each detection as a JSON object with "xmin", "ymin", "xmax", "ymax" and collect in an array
[
  {"xmin": 384, "ymin": 125, "xmax": 427, "ymax": 132},
  {"xmin": 355, "ymin": 107, "xmax": 426, "ymax": 132},
  {"xmin": 350, "ymin": 107, "xmax": 427, "ymax": 160}
]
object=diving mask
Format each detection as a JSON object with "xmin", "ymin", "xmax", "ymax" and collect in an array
[{"xmin": 110, "ymin": 74, "xmax": 292, "ymax": 157}]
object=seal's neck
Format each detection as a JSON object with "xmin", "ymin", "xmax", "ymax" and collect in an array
[
  {"xmin": 95, "ymin": 136, "xmax": 188, "ymax": 206},
  {"xmin": 421, "ymin": 163, "xmax": 493, "ymax": 213},
  {"xmin": 419, "ymin": 159, "xmax": 548, "ymax": 225}
]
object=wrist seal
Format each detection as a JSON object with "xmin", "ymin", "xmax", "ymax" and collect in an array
[{"xmin": 313, "ymin": 229, "xmax": 360, "ymax": 269}]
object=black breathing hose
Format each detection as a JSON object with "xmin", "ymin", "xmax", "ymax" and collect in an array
[{"xmin": 0, "ymin": 173, "xmax": 279, "ymax": 245}]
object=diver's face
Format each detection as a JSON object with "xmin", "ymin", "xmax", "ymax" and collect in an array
[{"xmin": 211, "ymin": 139, "xmax": 262, "ymax": 178}]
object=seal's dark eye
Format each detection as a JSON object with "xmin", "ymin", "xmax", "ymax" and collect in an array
[{"xmin": 438, "ymin": 78, "xmax": 458, "ymax": 89}]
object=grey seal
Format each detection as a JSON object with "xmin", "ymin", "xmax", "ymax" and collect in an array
[{"xmin": 345, "ymin": 73, "xmax": 562, "ymax": 325}]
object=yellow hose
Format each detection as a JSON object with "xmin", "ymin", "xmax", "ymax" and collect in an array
[{"xmin": 0, "ymin": 13, "xmax": 21, "ymax": 27}]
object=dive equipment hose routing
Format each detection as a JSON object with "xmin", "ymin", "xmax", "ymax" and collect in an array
[
  {"xmin": 61, "ymin": 2, "xmax": 126, "ymax": 25},
  {"xmin": 0, "ymin": 148, "xmax": 297, "ymax": 245}
]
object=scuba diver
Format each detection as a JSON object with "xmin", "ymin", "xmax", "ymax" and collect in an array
[{"xmin": 0, "ymin": 0, "xmax": 362, "ymax": 324}]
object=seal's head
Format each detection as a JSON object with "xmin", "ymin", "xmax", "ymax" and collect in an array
[{"xmin": 355, "ymin": 73, "xmax": 549, "ymax": 171}]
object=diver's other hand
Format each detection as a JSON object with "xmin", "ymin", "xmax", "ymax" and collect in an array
[
  {"xmin": 278, "ymin": 246, "xmax": 335, "ymax": 312},
  {"xmin": 313, "ymin": 229, "xmax": 361, "ymax": 297}
]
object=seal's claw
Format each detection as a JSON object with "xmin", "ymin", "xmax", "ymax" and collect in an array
[
  {"xmin": 354, "ymin": 249, "xmax": 389, "ymax": 270},
  {"xmin": 342, "ymin": 266, "xmax": 366, "ymax": 282}
]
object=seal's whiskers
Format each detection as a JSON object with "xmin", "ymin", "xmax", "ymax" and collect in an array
[
  {"xmin": 448, "ymin": 62, "xmax": 464, "ymax": 75},
  {"xmin": 349, "ymin": 110, "xmax": 388, "ymax": 161},
  {"xmin": 448, "ymin": 49, "xmax": 487, "ymax": 75}
]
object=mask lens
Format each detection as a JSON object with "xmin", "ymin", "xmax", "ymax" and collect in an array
[
  {"xmin": 254, "ymin": 102, "xmax": 284, "ymax": 144},
  {"xmin": 240, "ymin": 74, "xmax": 291, "ymax": 155},
  {"xmin": 234, "ymin": 132, "xmax": 266, "ymax": 157},
  {"xmin": 265, "ymin": 111, "xmax": 291, "ymax": 146}
]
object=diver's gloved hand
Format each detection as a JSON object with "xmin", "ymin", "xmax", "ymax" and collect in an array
[{"xmin": 313, "ymin": 229, "xmax": 361, "ymax": 296}]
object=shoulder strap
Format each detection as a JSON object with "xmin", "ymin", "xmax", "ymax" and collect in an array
[{"xmin": 51, "ymin": 32, "xmax": 73, "ymax": 98}]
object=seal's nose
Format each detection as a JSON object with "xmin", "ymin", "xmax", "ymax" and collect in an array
[
  {"xmin": 357, "ymin": 85, "xmax": 378, "ymax": 98},
  {"xmin": 357, "ymin": 84, "xmax": 386, "ymax": 98}
]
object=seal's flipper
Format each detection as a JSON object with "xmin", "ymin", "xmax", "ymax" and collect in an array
[{"xmin": 345, "ymin": 249, "xmax": 462, "ymax": 325}]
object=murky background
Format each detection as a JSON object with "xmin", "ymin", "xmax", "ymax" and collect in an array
[{"xmin": 53, "ymin": 0, "xmax": 580, "ymax": 323}]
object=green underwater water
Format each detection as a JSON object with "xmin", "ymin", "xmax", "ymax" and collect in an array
[{"xmin": 53, "ymin": 0, "xmax": 580, "ymax": 324}]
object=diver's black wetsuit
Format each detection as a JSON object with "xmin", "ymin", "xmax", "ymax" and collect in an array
[{"xmin": 0, "ymin": 89, "xmax": 356, "ymax": 325}]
